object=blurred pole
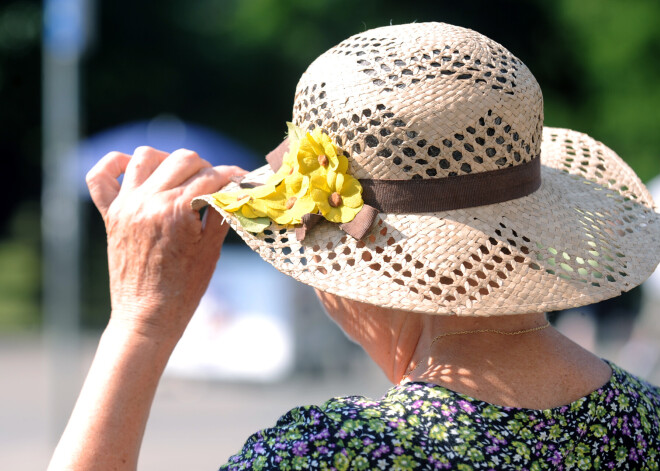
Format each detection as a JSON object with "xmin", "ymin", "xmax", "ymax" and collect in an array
[{"xmin": 42, "ymin": 0, "xmax": 92, "ymax": 441}]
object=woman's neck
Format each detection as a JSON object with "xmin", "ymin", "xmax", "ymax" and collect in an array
[
  {"xmin": 314, "ymin": 291, "xmax": 612, "ymax": 409},
  {"xmin": 401, "ymin": 313, "xmax": 611, "ymax": 409}
]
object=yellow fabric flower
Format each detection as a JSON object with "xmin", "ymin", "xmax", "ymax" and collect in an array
[
  {"xmin": 277, "ymin": 174, "xmax": 316, "ymax": 224},
  {"xmin": 266, "ymin": 143, "xmax": 299, "ymax": 186},
  {"xmin": 311, "ymin": 171, "xmax": 363, "ymax": 223},
  {"xmin": 297, "ymin": 128, "xmax": 348, "ymax": 177},
  {"xmin": 250, "ymin": 173, "xmax": 314, "ymax": 224},
  {"xmin": 209, "ymin": 123, "xmax": 364, "ymax": 234},
  {"xmin": 211, "ymin": 183, "xmax": 277, "ymax": 214}
]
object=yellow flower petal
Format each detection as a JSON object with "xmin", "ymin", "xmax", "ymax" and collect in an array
[
  {"xmin": 266, "ymin": 167, "xmax": 290, "ymax": 186},
  {"xmin": 212, "ymin": 190, "xmax": 240, "ymax": 205},
  {"xmin": 283, "ymin": 172, "xmax": 307, "ymax": 197},
  {"xmin": 335, "ymin": 172, "xmax": 345, "ymax": 194},
  {"xmin": 336, "ymin": 204, "xmax": 362, "ymax": 223},
  {"xmin": 338, "ymin": 174, "xmax": 363, "ymax": 208},
  {"xmin": 249, "ymin": 183, "xmax": 278, "ymax": 198},
  {"xmin": 332, "ymin": 154, "xmax": 349, "ymax": 174},
  {"xmin": 315, "ymin": 193, "xmax": 333, "ymax": 218},
  {"xmin": 288, "ymin": 195, "xmax": 317, "ymax": 223},
  {"xmin": 341, "ymin": 193, "xmax": 363, "ymax": 209},
  {"xmin": 211, "ymin": 190, "xmax": 252, "ymax": 212},
  {"xmin": 325, "ymin": 168, "xmax": 336, "ymax": 188},
  {"xmin": 311, "ymin": 174, "xmax": 331, "ymax": 194},
  {"xmin": 286, "ymin": 121, "xmax": 305, "ymax": 146},
  {"xmin": 241, "ymin": 205, "xmax": 264, "ymax": 218},
  {"xmin": 269, "ymin": 209, "xmax": 293, "ymax": 225},
  {"xmin": 223, "ymin": 197, "xmax": 250, "ymax": 212},
  {"xmin": 322, "ymin": 205, "xmax": 357, "ymax": 224},
  {"xmin": 308, "ymin": 131, "xmax": 327, "ymax": 157}
]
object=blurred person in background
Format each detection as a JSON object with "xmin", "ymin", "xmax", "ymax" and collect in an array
[{"xmin": 48, "ymin": 23, "xmax": 660, "ymax": 470}]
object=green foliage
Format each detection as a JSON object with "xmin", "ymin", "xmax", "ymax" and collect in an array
[
  {"xmin": 550, "ymin": 0, "xmax": 660, "ymax": 181},
  {"xmin": 0, "ymin": 201, "xmax": 40, "ymax": 329}
]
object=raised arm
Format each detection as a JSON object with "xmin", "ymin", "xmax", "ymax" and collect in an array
[{"xmin": 48, "ymin": 147, "xmax": 245, "ymax": 471}]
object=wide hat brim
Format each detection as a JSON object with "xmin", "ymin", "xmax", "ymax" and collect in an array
[{"xmin": 194, "ymin": 127, "xmax": 660, "ymax": 316}]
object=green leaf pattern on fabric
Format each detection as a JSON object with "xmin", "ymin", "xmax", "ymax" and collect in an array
[{"xmin": 220, "ymin": 362, "xmax": 660, "ymax": 470}]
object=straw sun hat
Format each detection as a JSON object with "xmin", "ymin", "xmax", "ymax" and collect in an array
[{"xmin": 193, "ymin": 22, "xmax": 660, "ymax": 316}]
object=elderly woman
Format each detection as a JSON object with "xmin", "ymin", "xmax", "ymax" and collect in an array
[{"xmin": 49, "ymin": 23, "xmax": 659, "ymax": 470}]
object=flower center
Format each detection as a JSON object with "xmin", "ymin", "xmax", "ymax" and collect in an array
[
  {"xmin": 328, "ymin": 192, "xmax": 342, "ymax": 208},
  {"xmin": 286, "ymin": 196, "xmax": 297, "ymax": 209},
  {"xmin": 318, "ymin": 154, "xmax": 329, "ymax": 167}
]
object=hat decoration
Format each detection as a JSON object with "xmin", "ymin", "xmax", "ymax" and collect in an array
[{"xmin": 209, "ymin": 122, "xmax": 366, "ymax": 238}]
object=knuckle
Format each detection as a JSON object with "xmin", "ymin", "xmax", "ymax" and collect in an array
[
  {"xmin": 174, "ymin": 148, "xmax": 201, "ymax": 163},
  {"xmin": 87, "ymin": 152, "xmax": 119, "ymax": 183},
  {"xmin": 133, "ymin": 146, "xmax": 161, "ymax": 158},
  {"xmin": 103, "ymin": 150, "xmax": 125, "ymax": 160},
  {"xmin": 177, "ymin": 148, "xmax": 198, "ymax": 157}
]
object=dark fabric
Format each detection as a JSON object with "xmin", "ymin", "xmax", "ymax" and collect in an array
[
  {"xmin": 359, "ymin": 157, "xmax": 541, "ymax": 213},
  {"xmin": 339, "ymin": 204, "xmax": 379, "ymax": 240},
  {"xmin": 230, "ymin": 175, "xmax": 262, "ymax": 189},
  {"xmin": 220, "ymin": 361, "xmax": 660, "ymax": 470},
  {"xmin": 265, "ymin": 138, "xmax": 289, "ymax": 173},
  {"xmin": 295, "ymin": 213, "xmax": 324, "ymax": 241}
]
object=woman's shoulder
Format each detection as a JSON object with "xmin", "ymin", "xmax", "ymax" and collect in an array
[
  {"xmin": 603, "ymin": 360, "xmax": 660, "ymax": 411},
  {"xmin": 221, "ymin": 370, "xmax": 660, "ymax": 470}
]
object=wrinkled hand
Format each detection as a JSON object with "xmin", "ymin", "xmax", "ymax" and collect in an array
[{"xmin": 86, "ymin": 147, "xmax": 245, "ymax": 342}]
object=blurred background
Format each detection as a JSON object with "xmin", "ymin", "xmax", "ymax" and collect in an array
[{"xmin": 1, "ymin": 0, "xmax": 659, "ymax": 469}]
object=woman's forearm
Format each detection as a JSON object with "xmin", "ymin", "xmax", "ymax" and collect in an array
[
  {"xmin": 47, "ymin": 318, "xmax": 178, "ymax": 471},
  {"xmin": 47, "ymin": 149, "xmax": 242, "ymax": 470}
]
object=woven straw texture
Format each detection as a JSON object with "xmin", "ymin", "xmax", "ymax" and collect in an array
[{"xmin": 195, "ymin": 23, "xmax": 660, "ymax": 316}]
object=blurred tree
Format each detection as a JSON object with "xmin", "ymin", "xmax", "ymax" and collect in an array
[
  {"xmin": 0, "ymin": 1, "xmax": 42, "ymax": 327},
  {"xmin": 0, "ymin": 0, "xmax": 41, "ymax": 235},
  {"xmin": 552, "ymin": 0, "xmax": 660, "ymax": 181}
]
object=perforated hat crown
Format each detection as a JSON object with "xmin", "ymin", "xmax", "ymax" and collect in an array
[
  {"xmin": 292, "ymin": 22, "xmax": 543, "ymax": 182},
  {"xmin": 195, "ymin": 22, "xmax": 660, "ymax": 316}
]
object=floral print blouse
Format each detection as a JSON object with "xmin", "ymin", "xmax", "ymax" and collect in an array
[{"xmin": 220, "ymin": 362, "xmax": 660, "ymax": 470}]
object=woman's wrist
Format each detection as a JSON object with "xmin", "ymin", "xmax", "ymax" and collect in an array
[{"xmin": 105, "ymin": 312, "xmax": 184, "ymax": 359}]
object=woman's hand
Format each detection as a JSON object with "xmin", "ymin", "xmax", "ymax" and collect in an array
[
  {"xmin": 86, "ymin": 146, "xmax": 245, "ymax": 343},
  {"xmin": 48, "ymin": 147, "xmax": 246, "ymax": 471}
]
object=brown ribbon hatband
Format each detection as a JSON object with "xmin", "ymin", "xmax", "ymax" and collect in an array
[
  {"xmin": 360, "ymin": 158, "xmax": 541, "ymax": 213},
  {"xmin": 253, "ymin": 138, "xmax": 541, "ymax": 240}
]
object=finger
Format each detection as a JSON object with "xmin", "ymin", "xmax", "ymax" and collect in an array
[
  {"xmin": 121, "ymin": 146, "xmax": 170, "ymax": 191},
  {"xmin": 182, "ymin": 165, "xmax": 249, "ymax": 199},
  {"xmin": 147, "ymin": 148, "xmax": 211, "ymax": 191},
  {"xmin": 86, "ymin": 151, "xmax": 131, "ymax": 218}
]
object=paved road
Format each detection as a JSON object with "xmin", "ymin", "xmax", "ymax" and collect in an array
[{"xmin": 0, "ymin": 332, "xmax": 390, "ymax": 471}]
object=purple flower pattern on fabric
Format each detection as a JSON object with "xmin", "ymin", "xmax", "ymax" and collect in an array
[{"xmin": 220, "ymin": 362, "xmax": 660, "ymax": 470}]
